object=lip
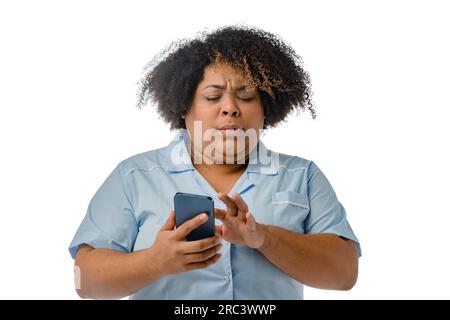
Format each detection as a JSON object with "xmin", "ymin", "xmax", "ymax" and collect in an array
[{"xmin": 218, "ymin": 124, "xmax": 243, "ymax": 130}]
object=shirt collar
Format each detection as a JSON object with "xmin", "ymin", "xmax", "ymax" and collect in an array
[
  {"xmin": 162, "ymin": 129, "xmax": 278, "ymax": 175},
  {"xmin": 162, "ymin": 129, "xmax": 195, "ymax": 173}
]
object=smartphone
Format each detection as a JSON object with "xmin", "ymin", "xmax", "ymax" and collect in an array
[{"xmin": 174, "ymin": 192, "xmax": 215, "ymax": 241}]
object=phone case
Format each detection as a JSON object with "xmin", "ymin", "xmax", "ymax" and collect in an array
[{"xmin": 174, "ymin": 192, "xmax": 215, "ymax": 241}]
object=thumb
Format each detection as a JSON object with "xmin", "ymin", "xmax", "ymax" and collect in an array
[
  {"xmin": 246, "ymin": 212, "xmax": 257, "ymax": 232},
  {"xmin": 160, "ymin": 210, "xmax": 176, "ymax": 231}
]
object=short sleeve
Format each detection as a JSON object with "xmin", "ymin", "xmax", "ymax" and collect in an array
[
  {"xmin": 68, "ymin": 161, "xmax": 138, "ymax": 259},
  {"xmin": 305, "ymin": 161, "xmax": 362, "ymax": 257}
]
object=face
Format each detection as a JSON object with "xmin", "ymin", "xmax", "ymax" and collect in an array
[{"xmin": 184, "ymin": 63, "xmax": 265, "ymax": 164}]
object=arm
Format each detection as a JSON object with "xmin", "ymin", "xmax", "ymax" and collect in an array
[
  {"xmin": 75, "ymin": 244, "xmax": 160, "ymax": 299},
  {"xmin": 215, "ymin": 192, "xmax": 359, "ymax": 291},
  {"xmin": 74, "ymin": 211, "xmax": 223, "ymax": 299},
  {"xmin": 258, "ymin": 226, "xmax": 359, "ymax": 290}
]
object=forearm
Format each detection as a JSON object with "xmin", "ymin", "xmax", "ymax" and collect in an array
[
  {"xmin": 75, "ymin": 246, "xmax": 161, "ymax": 299},
  {"xmin": 258, "ymin": 225, "xmax": 358, "ymax": 290}
]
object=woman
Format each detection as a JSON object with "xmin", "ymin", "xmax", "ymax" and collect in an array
[{"xmin": 69, "ymin": 26, "xmax": 361, "ymax": 299}]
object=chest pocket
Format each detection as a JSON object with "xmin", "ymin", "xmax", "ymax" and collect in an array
[{"xmin": 271, "ymin": 191, "xmax": 310, "ymax": 233}]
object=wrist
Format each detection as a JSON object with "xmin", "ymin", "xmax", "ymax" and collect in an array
[
  {"xmin": 257, "ymin": 224, "xmax": 273, "ymax": 251},
  {"xmin": 141, "ymin": 246, "xmax": 164, "ymax": 282}
]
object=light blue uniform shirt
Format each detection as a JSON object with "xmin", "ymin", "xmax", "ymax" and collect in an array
[{"xmin": 69, "ymin": 129, "xmax": 361, "ymax": 299}]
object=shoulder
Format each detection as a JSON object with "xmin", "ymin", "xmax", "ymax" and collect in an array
[
  {"xmin": 275, "ymin": 150, "xmax": 315, "ymax": 173},
  {"xmin": 116, "ymin": 145, "xmax": 171, "ymax": 177},
  {"xmin": 271, "ymin": 151, "xmax": 334, "ymax": 195},
  {"xmin": 269, "ymin": 149, "xmax": 324, "ymax": 184}
]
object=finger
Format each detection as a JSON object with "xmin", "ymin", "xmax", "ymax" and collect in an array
[
  {"xmin": 184, "ymin": 253, "xmax": 222, "ymax": 271},
  {"xmin": 246, "ymin": 212, "xmax": 257, "ymax": 232},
  {"xmin": 233, "ymin": 193, "xmax": 248, "ymax": 221},
  {"xmin": 182, "ymin": 234, "xmax": 222, "ymax": 253},
  {"xmin": 214, "ymin": 208, "xmax": 227, "ymax": 220},
  {"xmin": 218, "ymin": 192, "xmax": 238, "ymax": 216},
  {"xmin": 233, "ymin": 193, "xmax": 249, "ymax": 213},
  {"xmin": 184, "ymin": 242, "xmax": 223, "ymax": 263},
  {"xmin": 174, "ymin": 212, "xmax": 208, "ymax": 239},
  {"xmin": 160, "ymin": 210, "xmax": 176, "ymax": 231},
  {"xmin": 215, "ymin": 224, "xmax": 223, "ymax": 237}
]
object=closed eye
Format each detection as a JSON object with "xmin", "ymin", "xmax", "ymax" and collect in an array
[
  {"xmin": 205, "ymin": 96, "xmax": 254, "ymax": 102},
  {"xmin": 238, "ymin": 97, "xmax": 254, "ymax": 102}
]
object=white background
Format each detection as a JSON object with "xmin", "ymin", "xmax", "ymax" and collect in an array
[{"xmin": 1, "ymin": 0, "xmax": 449, "ymax": 299}]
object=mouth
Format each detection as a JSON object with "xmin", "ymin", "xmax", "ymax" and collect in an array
[{"xmin": 217, "ymin": 124, "xmax": 243, "ymax": 131}]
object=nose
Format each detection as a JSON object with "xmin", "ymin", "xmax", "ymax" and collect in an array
[
  {"xmin": 222, "ymin": 109, "xmax": 239, "ymax": 117},
  {"xmin": 221, "ymin": 95, "xmax": 240, "ymax": 118}
]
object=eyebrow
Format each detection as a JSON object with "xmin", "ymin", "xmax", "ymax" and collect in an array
[{"xmin": 203, "ymin": 84, "xmax": 252, "ymax": 91}]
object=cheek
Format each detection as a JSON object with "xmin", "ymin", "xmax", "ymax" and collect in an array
[
  {"xmin": 194, "ymin": 109, "xmax": 217, "ymax": 124},
  {"xmin": 188, "ymin": 100, "xmax": 215, "ymax": 119},
  {"xmin": 243, "ymin": 105, "xmax": 265, "ymax": 126},
  {"xmin": 186, "ymin": 104, "xmax": 219, "ymax": 130}
]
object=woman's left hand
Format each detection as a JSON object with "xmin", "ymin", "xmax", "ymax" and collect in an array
[{"xmin": 214, "ymin": 192, "xmax": 266, "ymax": 249}]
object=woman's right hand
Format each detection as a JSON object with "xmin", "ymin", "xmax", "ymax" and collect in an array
[{"xmin": 147, "ymin": 210, "xmax": 223, "ymax": 278}]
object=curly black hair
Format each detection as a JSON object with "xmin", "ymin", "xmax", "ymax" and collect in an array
[{"xmin": 136, "ymin": 26, "xmax": 315, "ymax": 129}]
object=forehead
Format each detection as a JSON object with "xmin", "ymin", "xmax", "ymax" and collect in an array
[{"xmin": 202, "ymin": 63, "xmax": 248, "ymax": 85}]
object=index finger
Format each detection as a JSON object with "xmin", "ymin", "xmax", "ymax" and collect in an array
[
  {"xmin": 232, "ymin": 193, "xmax": 248, "ymax": 213},
  {"xmin": 174, "ymin": 212, "xmax": 208, "ymax": 239},
  {"xmin": 217, "ymin": 192, "xmax": 238, "ymax": 216},
  {"xmin": 181, "ymin": 234, "xmax": 222, "ymax": 253}
]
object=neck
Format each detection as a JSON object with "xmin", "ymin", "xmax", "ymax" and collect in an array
[
  {"xmin": 190, "ymin": 147, "xmax": 248, "ymax": 176},
  {"xmin": 193, "ymin": 161, "xmax": 248, "ymax": 176}
]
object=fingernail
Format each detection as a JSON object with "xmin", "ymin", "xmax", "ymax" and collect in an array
[{"xmin": 199, "ymin": 213, "xmax": 208, "ymax": 221}]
